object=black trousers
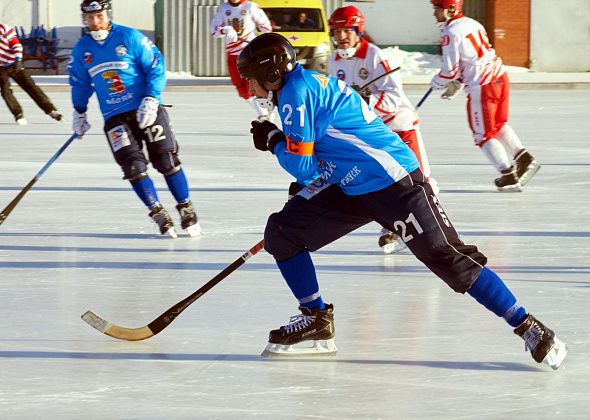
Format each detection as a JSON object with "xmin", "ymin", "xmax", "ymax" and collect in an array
[
  {"xmin": 0, "ymin": 63, "xmax": 56, "ymax": 119},
  {"xmin": 264, "ymin": 170, "xmax": 487, "ymax": 294}
]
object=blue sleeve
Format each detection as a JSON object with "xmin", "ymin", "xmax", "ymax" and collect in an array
[
  {"xmin": 131, "ymin": 29, "xmax": 166, "ymax": 100},
  {"xmin": 274, "ymin": 81, "xmax": 321, "ymax": 183},
  {"xmin": 67, "ymin": 44, "xmax": 94, "ymax": 113}
]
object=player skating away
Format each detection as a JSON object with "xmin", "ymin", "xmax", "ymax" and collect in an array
[
  {"xmin": 0, "ymin": 23, "xmax": 63, "ymax": 125},
  {"xmin": 238, "ymin": 33, "xmax": 567, "ymax": 368},
  {"xmin": 68, "ymin": 0, "xmax": 201, "ymax": 238},
  {"xmin": 327, "ymin": 6, "xmax": 436, "ymax": 254},
  {"xmin": 210, "ymin": 0, "xmax": 273, "ymax": 121},
  {"xmin": 430, "ymin": 0, "xmax": 540, "ymax": 191}
]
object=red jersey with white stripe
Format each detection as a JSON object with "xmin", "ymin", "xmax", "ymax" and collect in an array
[
  {"xmin": 0, "ymin": 24, "xmax": 23, "ymax": 67},
  {"xmin": 437, "ymin": 14, "xmax": 505, "ymax": 93},
  {"xmin": 210, "ymin": 1, "xmax": 272, "ymax": 56}
]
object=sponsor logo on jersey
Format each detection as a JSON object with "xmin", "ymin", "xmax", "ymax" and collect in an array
[
  {"xmin": 102, "ymin": 71, "xmax": 126, "ymax": 95},
  {"xmin": 336, "ymin": 69, "xmax": 346, "ymax": 81},
  {"xmin": 84, "ymin": 51, "xmax": 93, "ymax": 65},
  {"xmin": 88, "ymin": 61, "xmax": 129, "ymax": 77},
  {"xmin": 141, "ymin": 36, "xmax": 156, "ymax": 51},
  {"xmin": 225, "ymin": 9, "xmax": 231, "ymax": 16},
  {"xmin": 312, "ymin": 74, "xmax": 329, "ymax": 88},
  {"xmin": 115, "ymin": 45, "xmax": 128, "ymax": 57},
  {"xmin": 359, "ymin": 67, "xmax": 369, "ymax": 80},
  {"xmin": 442, "ymin": 34, "xmax": 450, "ymax": 47},
  {"xmin": 300, "ymin": 171, "xmax": 333, "ymax": 200},
  {"xmin": 241, "ymin": 10, "xmax": 247, "ymax": 16},
  {"xmin": 340, "ymin": 165, "xmax": 362, "ymax": 186}
]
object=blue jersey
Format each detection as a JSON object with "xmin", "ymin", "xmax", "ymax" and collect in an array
[
  {"xmin": 274, "ymin": 64, "xmax": 419, "ymax": 195},
  {"xmin": 68, "ymin": 23, "xmax": 165, "ymax": 120}
]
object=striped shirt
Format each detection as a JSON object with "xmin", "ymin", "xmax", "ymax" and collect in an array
[{"xmin": 0, "ymin": 24, "xmax": 23, "ymax": 67}]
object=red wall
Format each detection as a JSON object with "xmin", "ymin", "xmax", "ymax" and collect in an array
[{"xmin": 487, "ymin": 0, "xmax": 531, "ymax": 67}]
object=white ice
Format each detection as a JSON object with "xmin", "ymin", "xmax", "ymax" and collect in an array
[{"xmin": 1, "ymin": 86, "xmax": 589, "ymax": 419}]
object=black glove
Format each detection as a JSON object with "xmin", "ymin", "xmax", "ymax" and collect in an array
[
  {"xmin": 13, "ymin": 60, "xmax": 23, "ymax": 71},
  {"xmin": 250, "ymin": 120, "xmax": 286, "ymax": 154}
]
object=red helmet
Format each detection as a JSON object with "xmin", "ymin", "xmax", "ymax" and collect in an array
[
  {"xmin": 328, "ymin": 6, "xmax": 366, "ymax": 34},
  {"xmin": 430, "ymin": 0, "xmax": 463, "ymax": 12}
]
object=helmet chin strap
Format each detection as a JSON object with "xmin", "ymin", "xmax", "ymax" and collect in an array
[{"xmin": 255, "ymin": 90, "xmax": 276, "ymax": 112}]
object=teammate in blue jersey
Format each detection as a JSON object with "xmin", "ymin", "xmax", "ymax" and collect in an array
[
  {"xmin": 238, "ymin": 33, "xmax": 567, "ymax": 368},
  {"xmin": 68, "ymin": 0, "xmax": 201, "ymax": 238}
]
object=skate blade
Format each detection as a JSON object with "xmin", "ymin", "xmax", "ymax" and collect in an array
[
  {"xmin": 185, "ymin": 222, "xmax": 202, "ymax": 237},
  {"xmin": 543, "ymin": 337, "xmax": 568, "ymax": 370},
  {"xmin": 382, "ymin": 240, "xmax": 407, "ymax": 255},
  {"xmin": 519, "ymin": 162, "xmax": 540, "ymax": 187},
  {"xmin": 261, "ymin": 339, "xmax": 337, "ymax": 357},
  {"xmin": 163, "ymin": 227, "xmax": 178, "ymax": 239},
  {"xmin": 497, "ymin": 184, "xmax": 522, "ymax": 193}
]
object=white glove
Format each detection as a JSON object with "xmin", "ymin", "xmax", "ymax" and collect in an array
[
  {"xmin": 72, "ymin": 110, "xmax": 90, "ymax": 138},
  {"xmin": 388, "ymin": 107, "xmax": 418, "ymax": 132},
  {"xmin": 441, "ymin": 80, "xmax": 463, "ymax": 100},
  {"xmin": 430, "ymin": 74, "xmax": 448, "ymax": 91},
  {"xmin": 222, "ymin": 26, "xmax": 238, "ymax": 43},
  {"xmin": 136, "ymin": 97, "xmax": 159, "ymax": 129}
]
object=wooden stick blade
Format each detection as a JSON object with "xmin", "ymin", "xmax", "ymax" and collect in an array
[{"xmin": 81, "ymin": 310, "xmax": 154, "ymax": 341}]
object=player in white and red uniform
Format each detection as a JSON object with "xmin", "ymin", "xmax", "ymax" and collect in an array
[
  {"xmin": 328, "ymin": 5, "xmax": 436, "ymax": 254},
  {"xmin": 210, "ymin": 0, "xmax": 272, "ymax": 119},
  {"xmin": 430, "ymin": 0, "xmax": 540, "ymax": 191}
]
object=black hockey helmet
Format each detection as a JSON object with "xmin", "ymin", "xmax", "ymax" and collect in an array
[
  {"xmin": 80, "ymin": 0, "xmax": 112, "ymax": 13},
  {"xmin": 237, "ymin": 33, "xmax": 296, "ymax": 85}
]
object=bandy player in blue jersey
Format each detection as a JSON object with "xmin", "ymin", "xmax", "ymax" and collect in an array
[
  {"xmin": 68, "ymin": 0, "xmax": 200, "ymax": 238},
  {"xmin": 238, "ymin": 33, "xmax": 567, "ymax": 368}
]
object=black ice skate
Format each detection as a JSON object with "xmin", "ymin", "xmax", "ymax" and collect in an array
[
  {"xmin": 262, "ymin": 304, "xmax": 337, "ymax": 357},
  {"xmin": 494, "ymin": 167, "xmax": 521, "ymax": 192},
  {"xmin": 514, "ymin": 314, "xmax": 568, "ymax": 370},
  {"xmin": 378, "ymin": 227, "xmax": 407, "ymax": 254},
  {"xmin": 514, "ymin": 149, "xmax": 541, "ymax": 186},
  {"xmin": 148, "ymin": 204, "xmax": 177, "ymax": 238},
  {"xmin": 176, "ymin": 201, "xmax": 201, "ymax": 237}
]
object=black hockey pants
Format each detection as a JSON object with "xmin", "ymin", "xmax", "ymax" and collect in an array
[{"xmin": 264, "ymin": 169, "xmax": 487, "ymax": 294}]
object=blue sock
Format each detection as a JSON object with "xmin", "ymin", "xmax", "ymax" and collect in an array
[
  {"xmin": 468, "ymin": 267, "xmax": 528, "ymax": 327},
  {"xmin": 276, "ymin": 251, "xmax": 325, "ymax": 310},
  {"xmin": 131, "ymin": 176, "xmax": 159, "ymax": 209},
  {"xmin": 165, "ymin": 169, "xmax": 190, "ymax": 203}
]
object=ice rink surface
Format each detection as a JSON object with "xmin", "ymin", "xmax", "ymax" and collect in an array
[{"xmin": 1, "ymin": 88, "xmax": 589, "ymax": 419}]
